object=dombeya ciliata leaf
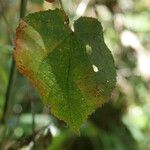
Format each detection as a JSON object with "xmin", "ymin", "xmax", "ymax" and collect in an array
[{"xmin": 14, "ymin": 9, "xmax": 116, "ymax": 133}]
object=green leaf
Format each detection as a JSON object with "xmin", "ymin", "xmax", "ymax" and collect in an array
[{"xmin": 14, "ymin": 9, "xmax": 116, "ymax": 133}]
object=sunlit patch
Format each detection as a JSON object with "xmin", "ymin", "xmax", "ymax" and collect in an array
[
  {"xmin": 123, "ymin": 106, "xmax": 148, "ymax": 131},
  {"xmin": 121, "ymin": 30, "xmax": 150, "ymax": 78},
  {"xmin": 48, "ymin": 125, "xmax": 59, "ymax": 136},
  {"xmin": 130, "ymin": 106, "xmax": 142, "ymax": 116},
  {"xmin": 14, "ymin": 127, "xmax": 24, "ymax": 138},
  {"xmin": 76, "ymin": 0, "xmax": 90, "ymax": 16},
  {"xmin": 86, "ymin": 44, "xmax": 92, "ymax": 55},
  {"xmin": 92, "ymin": 65, "xmax": 99, "ymax": 72},
  {"xmin": 121, "ymin": 30, "xmax": 140, "ymax": 49},
  {"xmin": 71, "ymin": 25, "xmax": 75, "ymax": 32}
]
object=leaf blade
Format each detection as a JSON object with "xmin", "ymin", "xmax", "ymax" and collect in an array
[{"xmin": 14, "ymin": 9, "xmax": 116, "ymax": 133}]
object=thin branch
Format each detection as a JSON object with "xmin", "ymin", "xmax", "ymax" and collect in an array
[{"xmin": 1, "ymin": 0, "xmax": 28, "ymax": 124}]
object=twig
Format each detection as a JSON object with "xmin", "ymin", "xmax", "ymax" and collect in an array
[{"xmin": 1, "ymin": 0, "xmax": 28, "ymax": 124}]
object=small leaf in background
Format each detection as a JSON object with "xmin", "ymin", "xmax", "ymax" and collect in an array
[{"xmin": 14, "ymin": 9, "xmax": 116, "ymax": 133}]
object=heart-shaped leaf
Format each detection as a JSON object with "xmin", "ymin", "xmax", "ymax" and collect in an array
[{"xmin": 14, "ymin": 9, "xmax": 116, "ymax": 133}]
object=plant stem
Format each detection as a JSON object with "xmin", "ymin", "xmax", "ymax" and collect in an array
[
  {"xmin": 28, "ymin": 85, "xmax": 36, "ymax": 148},
  {"xmin": 1, "ymin": 0, "xmax": 27, "ymax": 124},
  {"xmin": 58, "ymin": 0, "xmax": 64, "ymax": 11},
  {"xmin": 1, "ymin": 60, "xmax": 16, "ymax": 123},
  {"xmin": 20, "ymin": 0, "xmax": 28, "ymax": 18}
]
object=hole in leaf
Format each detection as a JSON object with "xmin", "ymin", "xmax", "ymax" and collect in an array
[
  {"xmin": 92, "ymin": 65, "xmax": 99, "ymax": 72},
  {"xmin": 64, "ymin": 18, "xmax": 69, "ymax": 25},
  {"xmin": 86, "ymin": 44, "xmax": 92, "ymax": 55}
]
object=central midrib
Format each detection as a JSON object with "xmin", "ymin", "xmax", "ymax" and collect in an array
[{"xmin": 66, "ymin": 43, "xmax": 74, "ymax": 126}]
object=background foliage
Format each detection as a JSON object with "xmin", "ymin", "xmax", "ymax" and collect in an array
[{"xmin": 0, "ymin": 0, "xmax": 150, "ymax": 149}]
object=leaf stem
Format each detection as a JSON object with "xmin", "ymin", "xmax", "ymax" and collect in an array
[
  {"xmin": 1, "ymin": 0, "xmax": 27, "ymax": 124},
  {"xmin": 20, "ymin": 0, "xmax": 28, "ymax": 18}
]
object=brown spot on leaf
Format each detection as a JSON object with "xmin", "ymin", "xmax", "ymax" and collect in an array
[
  {"xmin": 14, "ymin": 20, "xmax": 48, "ymax": 99},
  {"xmin": 14, "ymin": 20, "xmax": 27, "ymax": 61}
]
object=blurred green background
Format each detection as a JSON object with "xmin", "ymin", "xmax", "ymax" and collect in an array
[{"xmin": 0, "ymin": 0, "xmax": 150, "ymax": 149}]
